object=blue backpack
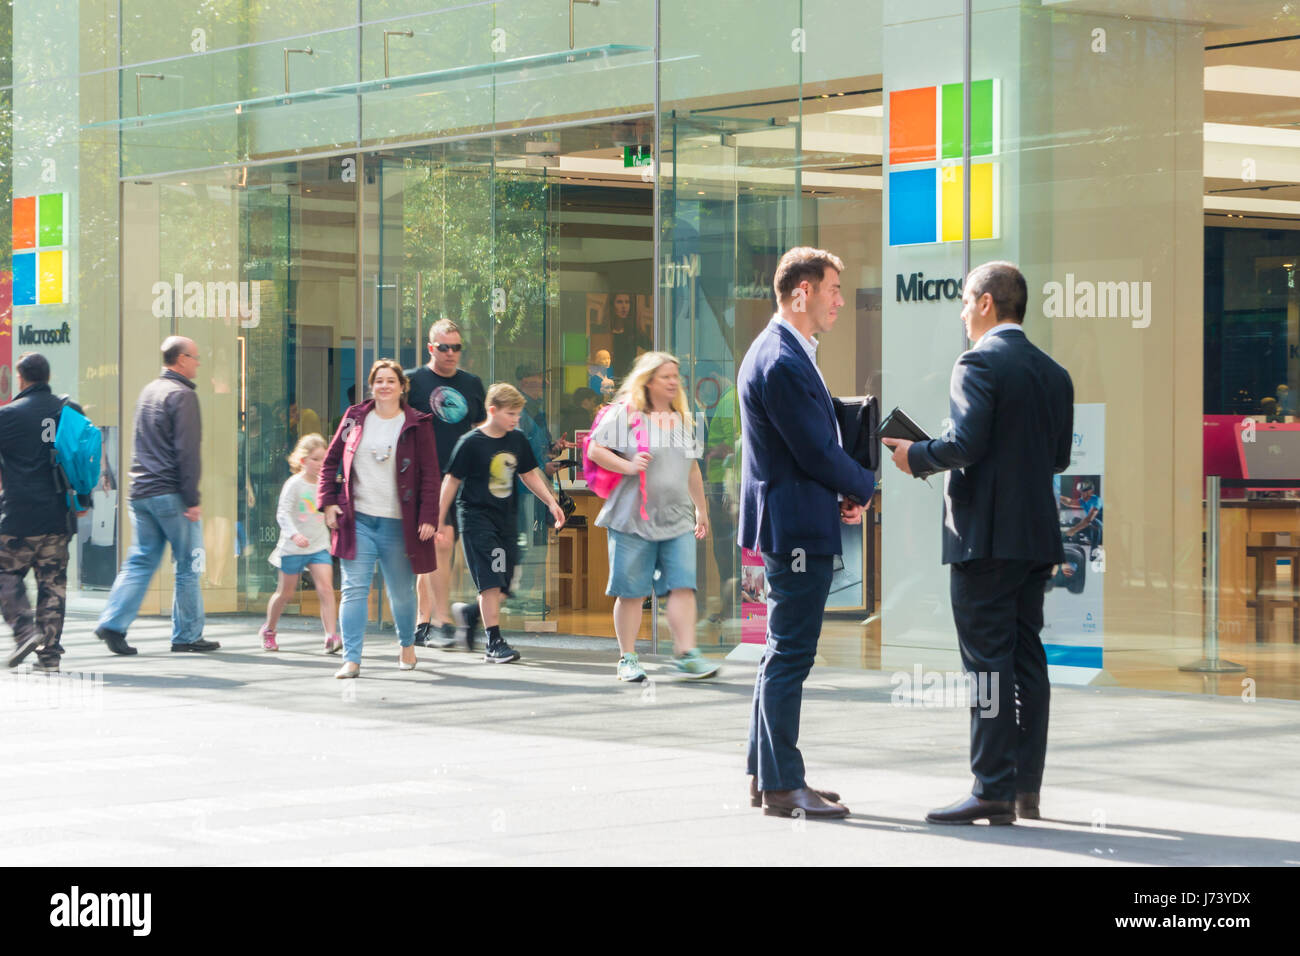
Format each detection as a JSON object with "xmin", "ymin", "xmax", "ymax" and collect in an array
[{"xmin": 53, "ymin": 397, "xmax": 103, "ymax": 510}]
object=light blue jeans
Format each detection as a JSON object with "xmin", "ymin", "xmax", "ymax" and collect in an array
[
  {"xmin": 97, "ymin": 493, "xmax": 205, "ymax": 645},
  {"xmin": 339, "ymin": 513, "xmax": 417, "ymax": 664}
]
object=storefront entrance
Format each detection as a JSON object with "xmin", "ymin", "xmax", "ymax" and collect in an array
[{"xmin": 119, "ymin": 120, "xmax": 661, "ymax": 639}]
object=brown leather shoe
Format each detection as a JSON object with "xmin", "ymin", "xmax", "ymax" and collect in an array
[
  {"xmin": 1016, "ymin": 792, "xmax": 1040, "ymax": 820},
  {"xmin": 762, "ymin": 787, "xmax": 850, "ymax": 819},
  {"xmin": 926, "ymin": 794, "xmax": 1015, "ymax": 825},
  {"xmin": 748, "ymin": 775, "xmax": 840, "ymax": 808}
]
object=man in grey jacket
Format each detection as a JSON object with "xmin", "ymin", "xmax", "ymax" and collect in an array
[{"xmin": 95, "ymin": 336, "xmax": 218, "ymax": 654}]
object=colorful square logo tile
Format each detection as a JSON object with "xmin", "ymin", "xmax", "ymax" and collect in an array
[
  {"xmin": 11, "ymin": 193, "xmax": 67, "ymax": 305},
  {"xmin": 888, "ymin": 81, "xmax": 999, "ymax": 246},
  {"xmin": 889, "ymin": 87, "xmax": 937, "ymax": 165},
  {"xmin": 12, "ymin": 252, "xmax": 36, "ymax": 306},
  {"xmin": 12, "ymin": 196, "xmax": 35, "ymax": 251},
  {"xmin": 940, "ymin": 164, "xmax": 996, "ymax": 242},
  {"xmin": 889, "ymin": 169, "xmax": 937, "ymax": 246}
]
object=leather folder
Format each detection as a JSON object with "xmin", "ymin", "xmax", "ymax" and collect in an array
[{"xmin": 832, "ymin": 395, "xmax": 880, "ymax": 472}]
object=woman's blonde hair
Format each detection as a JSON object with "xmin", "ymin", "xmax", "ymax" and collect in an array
[
  {"xmin": 287, "ymin": 433, "xmax": 326, "ymax": 473},
  {"xmin": 612, "ymin": 351, "xmax": 693, "ymax": 431}
]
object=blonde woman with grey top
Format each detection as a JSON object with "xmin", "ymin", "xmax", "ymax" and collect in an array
[{"xmin": 586, "ymin": 351, "xmax": 720, "ymax": 682}]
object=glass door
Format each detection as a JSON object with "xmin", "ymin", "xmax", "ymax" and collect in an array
[{"xmin": 234, "ymin": 159, "xmax": 359, "ymax": 613}]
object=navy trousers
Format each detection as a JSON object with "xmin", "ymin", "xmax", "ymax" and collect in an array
[
  {"xmin": 747, "ymin": 550, "xmax": 834, "ymax": 792},
  {"xmin": 949, "ymin": 558, "xmax": 1053, "ymax": 802}
]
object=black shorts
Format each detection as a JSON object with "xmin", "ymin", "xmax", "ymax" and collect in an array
[{"xmin": 458, "ymin": 512, "xmax": 517, "ymax": 595}]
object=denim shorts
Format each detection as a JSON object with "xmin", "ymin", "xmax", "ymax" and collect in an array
[
  {"xmin": 605, "ymin": 528, "xmax": 696, "ymax": 598},
  {"xmin": 278, "ymin": 549, "xmax": 333, "ymax": 576}
]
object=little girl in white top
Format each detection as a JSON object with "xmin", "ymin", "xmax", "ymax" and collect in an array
[{"xmin": 259, "ymin": 434, "xmax": 340, "ymax": 652}]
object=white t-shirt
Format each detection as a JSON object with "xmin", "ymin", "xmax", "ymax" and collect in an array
[
  {"xmin": 351, "ymin": 410, "xmax": 404, "ymax": 519},
  {"xmin": 268, "ymin": 472, "xmax": 331, "ymax": 568}
]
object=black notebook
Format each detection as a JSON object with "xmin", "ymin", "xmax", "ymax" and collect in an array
[{"xmin": 878, "ymin": 406, "xmax": 931, "ymax": 444}]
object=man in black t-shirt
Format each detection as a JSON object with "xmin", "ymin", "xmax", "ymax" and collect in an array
[
  {"xmin": 406, "ymin": 318, "xmax": 487, "ymax": 649},
  {"xmin": 437, "ymin": 383, "xmax": 565, "ymax": 663}
]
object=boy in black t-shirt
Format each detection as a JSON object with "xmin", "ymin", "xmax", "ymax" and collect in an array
[
  {"xmin": 406, "ymin": 318, "xmax": 488, "ymax": 650},
  {"xmin": 437, "ymin": 383, "xmax": 566, "ymax": 663}
]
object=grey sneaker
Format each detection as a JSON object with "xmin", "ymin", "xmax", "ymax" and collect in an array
[
  {"xmin": 617, "ymin": 653, "xmax": 647, "ymax": 682},
  {"xmin": 671, "ymin": 648, "xmax": 720, "ymax": 679},
  {"xmin": 428, "ymin": 623, "xmax": 457, "ymax": 649},
  {"xmin": 452, "ymin": 602, "xmax": 481, "ymax": 651}
]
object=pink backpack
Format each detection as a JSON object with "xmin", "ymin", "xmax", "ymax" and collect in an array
[{"xmin": 581, "ymin": 402, "xmax": 650, "ymax": 520}]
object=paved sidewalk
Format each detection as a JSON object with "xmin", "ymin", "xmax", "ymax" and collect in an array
[{"xmin": 2, "ymin": 614, "xmax": 1298, "ymax": 866}]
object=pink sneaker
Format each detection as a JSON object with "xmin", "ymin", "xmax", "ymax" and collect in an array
[
  {"xmin": 324, "ymin": 634, "xmax": 342, "ymax": 655},
  {"xmin": 259, "ymin": 625, "xmax": 278, "ymax": 651}
]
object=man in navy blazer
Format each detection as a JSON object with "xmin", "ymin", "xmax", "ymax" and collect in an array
[
  {"xmin": 738, "ymin": 247, "xmax": 876, "ymax": 819},
  {"xmin": 884, "ymin": 261, "xmax": 1073, "ymax": 826}
]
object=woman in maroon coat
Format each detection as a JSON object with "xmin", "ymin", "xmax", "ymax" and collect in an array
[{"xmin": 318, "ymin": 359, "xmax": 439, "ymax": 678}]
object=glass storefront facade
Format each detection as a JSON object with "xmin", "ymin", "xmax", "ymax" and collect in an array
[{"xmin": 7, "ymin": 1, "xmax": 1300, "ymax": 699}]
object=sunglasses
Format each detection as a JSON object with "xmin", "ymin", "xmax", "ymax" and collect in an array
[{"xmin": 433, "ymin": 343, "xmax": 463, "ymax": 353}]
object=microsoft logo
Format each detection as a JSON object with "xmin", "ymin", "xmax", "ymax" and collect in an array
[
  {"xmin": 888, "ymin": 80, "xmax": 1000, "ymax": 246},
  {"xmin": 12, "ymin": 193, "xmax": 69, "ymax": 306}
]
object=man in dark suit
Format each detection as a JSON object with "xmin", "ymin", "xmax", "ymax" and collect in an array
[
  {"xmin": 738, "ymin": 247, "xmax": 876, "ymax": 819},
  {"xmin": 883, "ymin": 260, "xmax": 1073, "ymax": 825}
]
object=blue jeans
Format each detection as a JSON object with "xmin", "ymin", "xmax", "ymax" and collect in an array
[
  {"xmin": 605, "ymin": 528, "xmax": 697, "ymax": 598},
  {"xmin": 339, "ymin": 513, "xmax": 416, "ymax": 664},
  {"xmin": 97, "ymin": 493, "xmax": 205, "ymax": 645},
  {"xmin": 746, "ymin": 550, "xmax": 834, "ymax": 792}
]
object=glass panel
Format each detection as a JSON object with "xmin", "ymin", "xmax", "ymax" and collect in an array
[
  {"xmin": 879, "ymin": 0, "xmax": 969, "ymax": 674},
  {"xmin": 533, "ymin": 122, "xmax": 654, "ymax": 640},
  {"xmin": 376, "ymin": 121, "xmax": 654, "ymax": 641},
  {"xmin": 660, "ymin": 1, "xmax": 885, "ymax": 661},
  {"xmin": 119, "ymin": 158, "xmax": 358, "ymax": 620},
  {"xmin": 966, "ymin": 1, "xmax": 1300, "ymax": 698}
]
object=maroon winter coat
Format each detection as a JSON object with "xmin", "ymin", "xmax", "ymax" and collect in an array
[{"xmin": 317, "ymin": 400, "xmax": 441, "ymax": 573}]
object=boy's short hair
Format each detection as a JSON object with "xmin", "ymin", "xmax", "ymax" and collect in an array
[{"xmin": 485, "ymin": 382, "xmax": 526, "ymax": 411}]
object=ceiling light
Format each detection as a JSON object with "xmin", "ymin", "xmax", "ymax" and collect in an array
[
  {"xmin": 1205, "ymin": 65, "xmax": 1300, "ymax": 98},
  {"xmin": 1205, "ymin": 122, "xmax": 1300, "ymax": 148}
]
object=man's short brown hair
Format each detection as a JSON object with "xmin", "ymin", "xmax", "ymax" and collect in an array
[
  {"xmin": 773, "ymin": 247, "xmax": 845, "ymax": 301},
  {"xmin": 964, "ymin": 261, "xmax": 1027, "ymax": 323}
]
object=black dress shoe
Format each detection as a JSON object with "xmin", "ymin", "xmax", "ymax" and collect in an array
[
  {"xmin": 96, "ymin": 627, "xmax": 137, "ymax": 656},
  {"xmin": 1016, "ymin": 792, "xmax": 1040, "ymax": 820},
  {"xmin": 763, "ymin": 787, "xmax": 850, "ymax": 819},
  {"xmin": 171, "ymin": 639, "xmax": 221, "ymax": 652},
  {"xmin": 926, "ymin": 794, "xmax": 1015, "ymax": 825},
  {"xmin": 748, "ymin": 775, "xmax": 840, "ymax": 807}
]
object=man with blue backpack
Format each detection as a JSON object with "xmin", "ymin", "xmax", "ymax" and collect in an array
[{"xmin": 0, "ymin": 352, "xmax": 95, "ymax": 672}]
